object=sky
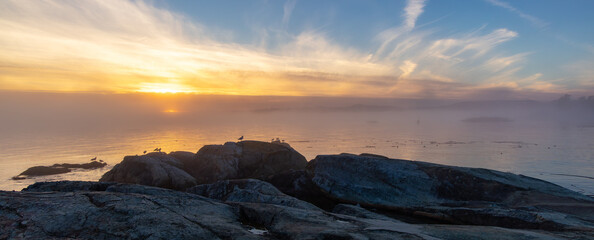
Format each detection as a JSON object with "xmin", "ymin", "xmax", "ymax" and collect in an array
[{"xmin": 0, "ymin": 0, "xmax": 593, "ymax": 100}]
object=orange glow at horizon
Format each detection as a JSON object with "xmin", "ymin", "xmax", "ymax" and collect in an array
[
  {"xmin": 162, "ymin": 109, "xmax": 179, "ymax": 113},
  {"xmin": 0, "ymin": 0, "xmax": 582, "ymax": 101},
  {"xmin": 136, "ymin": 82, "xmax": 197, "ymax": 94}
]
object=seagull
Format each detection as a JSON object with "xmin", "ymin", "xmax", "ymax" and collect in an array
[
  {"xmin": 154, "ymin": 148, "xmax": 159, "ymax": 152},
  {"xmin": 143, "ymin": 150, "xmax": 147, "ymax": 154},
  {"xmin": 90, "ymin": 157, "xmax": 97, "ymax": 161},
  {"xmin": 238, "ymin": 136, "xmax": 244, "ymax": 141}
]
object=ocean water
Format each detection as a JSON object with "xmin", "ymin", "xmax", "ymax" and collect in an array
[{"xmin": 1, "ymin": 110, "xmax": 593, "ymax": 196}]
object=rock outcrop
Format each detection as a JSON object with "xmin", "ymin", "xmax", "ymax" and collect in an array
[
  {"xmin": 99, "ymin": 152, "xmax": 197, "ymax": 190},
  {"xmin": 100, "ymin": 141, "xmax": 307, "ymax": 189},
  {"xmin": 304, "ymin": 153, "xmax": 594, "ymax": 230},
  {"xmin": 187, "ymin": 179, "xmax": 319, "ymax": 210},
  {"xmin": 266, "ymin": 170, "xmax": 337, "ymax": 210},
  {"xmin": 13, "ymin": 141, "xmax": 591, "ymax": 238},
  {"xmin": 3, "ymin": 181, "xmax": 589, "ymax": 240},
  {"xmin": 6, "ymin": 182, "xmax": 260, "ymax": 239},
  {"xmin": 186, "ymin": 141, "xmax": 307, "ymax": 184}
]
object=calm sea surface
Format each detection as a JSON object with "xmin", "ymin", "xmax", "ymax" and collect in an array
[{"xmin": 1, "ymin": 110, "xmax": 593, "ymax": 195}]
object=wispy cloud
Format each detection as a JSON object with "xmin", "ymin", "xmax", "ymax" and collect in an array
[
  {"xmin": 485, "ymin": 0, "xmax": 548, "ymax": 29},
  {"xmin": 483, "ymin": 53, "xmax": 529, "ymax": 73},
  {"xmin": 282, "ymin": 0, "xmax": 297, "ymax": 28},
  {"xmin": 0, "ymin": 0, "xmax": 571, "ymax": 100},
  {"xmin": 0, "ymin": 0, "xmax": 392, "ymax": 96},
  {"xmin": 375, "ymin": 0, "xmax": 426, "ymax": 57},
  {"xmin": 425, "ymin": 28, "xmax": 518, "ymax": 61},
  {"xmin": 404, "ymin": 0, "xmax": 426, "ymax": 30}
]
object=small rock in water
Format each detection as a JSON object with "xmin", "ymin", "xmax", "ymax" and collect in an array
[
  {"xmin": 12, "ymin": 161, "xmax": 107, "ymax": 180},
  {"xmin": 247, "ymin": 228, "xmax": 268, "ymax": 235}
]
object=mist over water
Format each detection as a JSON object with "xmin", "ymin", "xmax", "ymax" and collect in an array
[{"xmin": 1, "ymin": 92, "xmax": 593, "ymax": 195}]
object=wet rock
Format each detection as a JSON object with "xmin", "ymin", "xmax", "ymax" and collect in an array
[
  {"xmin": 99, "ymin": 152, "xmax": 197, "ymax": 190},
  {"xmin": 307, "ymin": 154, "xmax": 594, "ymax": 230},
  {"xmin": 187, "ymin": 179, "xmax": 319, "ymax": 210}
]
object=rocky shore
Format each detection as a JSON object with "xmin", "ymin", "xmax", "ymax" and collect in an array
[{"xmin": 1, "ymin": 140, "xmax": 593, "ymax": 239}]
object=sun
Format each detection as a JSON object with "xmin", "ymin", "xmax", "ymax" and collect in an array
[
  {"xmin": 136, "ymin": 82, "xmax": 196, "ymax": 94},
  {"xmin": 162, "ymin": 109, "xmax": 179, "ymax": 113}
]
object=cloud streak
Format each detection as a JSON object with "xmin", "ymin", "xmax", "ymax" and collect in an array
[
  {"xmin": 404, "ymin": 0, "xmax": 426, "ymax": 30},
  {"xmin": 282, "ymin": 0, "xmax": 297, "ymax": 28},
  {"xmin": 485, "ymin": 0, "xmax": 548, "ymax": 29},
  {"xmin": 375, "ymin": 0, "xmax": 426, "ymax": 58},
  {"xmin": 0, "ymin": 0, "xmax": 575, "ymax": 100}
]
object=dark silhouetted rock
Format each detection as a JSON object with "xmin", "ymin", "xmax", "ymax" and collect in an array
[
  {"xmin": 238, "ymin": 141, "xmax": 307, "ymax": 179},
  {"xmin": 100, "ymin": 141, "xmax": 307, "ymax": 190},
  {"xmin": 307, "ymin": 153, "xmax": 594, "ymax": 230},
  {"xmin": 462, "ymin": 116, "xmax": 512, "ymax": 123},
  {"xmin": 23, "ymin": 181, "xmax": 116, "ymax": 192},
  {"xmin": 15, "ymin": 166, "xmax": 71, "ymax": 177},
  {"xmin": 99, "ymin": 152, "xmax": 197, "ymax": 190},
  {"xmin": 186, "ymin": 141, "xmax": 307, "ymax": 184},
  {"xmin": 185, "ymin": 142, "xmax": 243, "ymax": 184},
  {"xmin": 51, "ymin": 161, "xmax": 107, "ymax": 169},
  {"xmin": 187, "ymin": 179, "xmax": 319, "ymax": 210},
  {"xmin": 12, "ymin": 161, "xmax": 107, "ymax": 180}
]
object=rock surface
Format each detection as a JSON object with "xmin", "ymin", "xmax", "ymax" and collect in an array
[
  {"xmin": 266, "ymin": 170, "xmax": 337, "ymax": 210},
  {"xmin": 5, "ymin": 182, "xmax": 259, "ymax": 240},
  {"xmin": 305, "ymin": 153, "xmax": 594, "ymax": 230},
  {"xmin": 187, "ymin": 179, "xmax": 319, "ymax": 210},
  {"xmin": 100, "ymin": 141, "xmax": 307, "ymax": 189},
  {"xmin": 99, "ymin": 152, "xmax": 197, "ymax": 190},
  {"xmin": 186, "ymin": 141, "xmax": 307, "ymax": 184},
  {"xmin": 3, "ymin": 181, "xmax": 589, "ymax": 240}
]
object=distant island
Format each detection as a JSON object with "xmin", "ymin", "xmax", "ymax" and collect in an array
[{"xmin": 462, "ymin": 116, "xmax": 513, "ymax": 123}]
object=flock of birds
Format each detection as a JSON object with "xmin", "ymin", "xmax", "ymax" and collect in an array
[
  {"xmin": 136, "ymin": 136, "xmax": 246, "ymax": 156},
  {"xmin": 89, "ymin": 157, "xmax": 104, "ymax": 162}
]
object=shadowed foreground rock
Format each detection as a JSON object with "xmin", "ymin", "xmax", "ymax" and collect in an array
[
  {"xmin": 304, "ymin": 154, "xmax": 594, "ymax": 231},
  {"xmin": 187, "ymin": 178, "xmax": 319, "ymax": 210},
  {"xmin": 3, "ymin": 181, "xmax": 589, "ymax": 240},
  {"xmin": 100, "ymin": 141, "xmax": 306, "ymax": 190}
]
